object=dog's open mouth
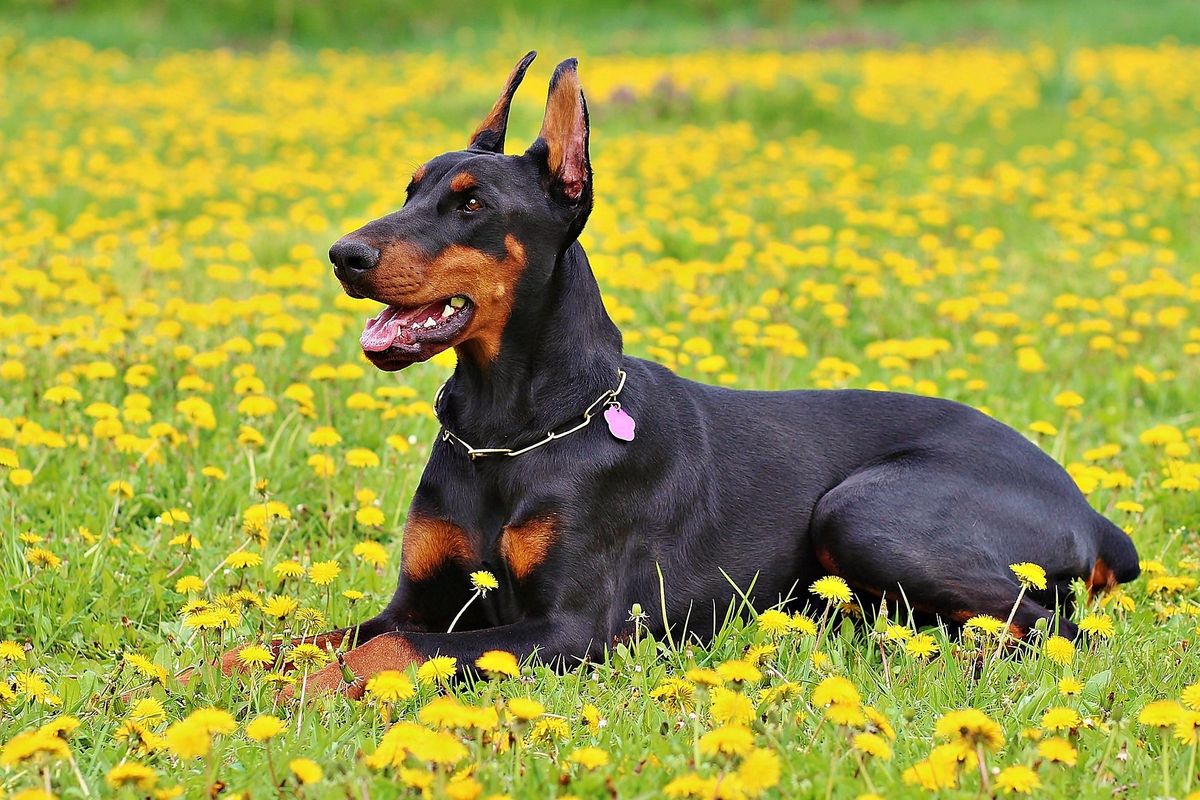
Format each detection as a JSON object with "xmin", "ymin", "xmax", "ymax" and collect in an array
[{"xmin": 359, "ymin": 295, "xmax": 474, "ymax": 369}]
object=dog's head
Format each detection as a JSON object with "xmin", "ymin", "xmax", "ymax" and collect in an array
[{"xmin": 330, "ymin": 53, "xmax": 593, "ymax": 371}]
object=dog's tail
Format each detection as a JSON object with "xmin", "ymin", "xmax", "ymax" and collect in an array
[{"xmin": 1087, "ymin": 514, "xmax": 1140, "ymax": 597}]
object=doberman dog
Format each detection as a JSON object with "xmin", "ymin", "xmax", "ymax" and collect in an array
[{"xmin": 245, "ymin": 53, "xmax": 1140, "ymax": 696}]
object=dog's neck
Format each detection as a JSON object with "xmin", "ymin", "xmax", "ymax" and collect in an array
[{"xmin": 440, "ymin": 240, "xmax": 624, "ymax": 446}]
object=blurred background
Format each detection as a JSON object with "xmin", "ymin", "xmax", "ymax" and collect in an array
[{"xmin": 2, "ymin": 0, "xmax": 1198, "ymax": 54}]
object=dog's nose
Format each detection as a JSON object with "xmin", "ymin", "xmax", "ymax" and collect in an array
[{"xmin": 329, "ymin": 240, "xmax": 380, "ymax": 279}]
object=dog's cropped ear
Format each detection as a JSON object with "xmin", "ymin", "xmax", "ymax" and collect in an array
[
  {"xmin": 468, "ymin": 50, "xmax": 537, "ymax": 153},
  {"xmin": 529, "ymin": 58, "xmax": 591, "ymax": 204}
]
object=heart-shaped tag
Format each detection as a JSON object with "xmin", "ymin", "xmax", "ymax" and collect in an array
[{"xmin": 604, "ymin": 406, "xmax": 636, "ymax": 442}]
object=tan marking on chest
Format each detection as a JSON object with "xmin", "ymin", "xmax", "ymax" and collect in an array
[
  {"xmin": 499, "ymin": 515, "xmax": 559, "ymax": 580},
  {"xmin": 402, "ymin": 514, "xmax": 474, "ymax": 581}
]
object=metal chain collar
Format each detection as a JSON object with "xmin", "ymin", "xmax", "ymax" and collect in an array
[{"xmin": 433, "ymin": 369, "xmax": 628, "ymax": 460}]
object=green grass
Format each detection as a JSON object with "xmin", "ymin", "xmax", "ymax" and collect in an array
[
  {"xmin": 1, "ymin": 2, "xmax": 1200, "ymax": 798},
  {"xmin": 4, "ymin": 0, "xmax": 1200, "ymax": 53}
]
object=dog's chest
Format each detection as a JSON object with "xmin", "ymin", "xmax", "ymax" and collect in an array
[{"xmin": 400, "ymin": 508, "xmax": 560, "ymax": 585}]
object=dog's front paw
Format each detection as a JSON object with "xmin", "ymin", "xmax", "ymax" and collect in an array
[{"xmin": 287, "ymin": 634, "xmax": 422, "ymax": 702}]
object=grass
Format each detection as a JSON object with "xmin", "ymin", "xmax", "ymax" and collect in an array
[
  {"xmin": 4, "ymin": 0, "xmax": 1200, "ymax": 53},
  {"xmin": 1, "ymin": 2, "xmax": 1200, "ymax": 798}
]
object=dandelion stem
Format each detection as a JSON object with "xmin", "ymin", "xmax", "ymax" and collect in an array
[
  {"xmin": 297, "ymin": 668, "xmax": 309, "ymax": 731},
  {"xmin": 974, "ymin": 741, "xmax": 991, "ymax": 794},
  {"xmin": 68, "ymin": 749, "xmax": 92, "ymax": 796},
  {"xmin": 447, "ymin": 590, "xmax": 481, "ymax": 633},
  {"xmin": 854, "ymin": 751, "xmax": 877, "ymax": 794},
  {"xmin": 1186, "ymin": 739, "xmax": 1196, "ymax": 794},
  {"xmin": 265, "ymin": 741, "xmax": 280, "ymax": 790},
  {"xmin": 1162, "ymin": 728, "xmax": 1172, "ymax": 798},
  {"xmin": 991, "ymin": 585, "xmax": 1026, "ymax": 666}
]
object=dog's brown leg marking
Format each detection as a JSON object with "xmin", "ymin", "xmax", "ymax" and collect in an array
[
  {"xmin": 296, "ymin": 635, "xmax": 424, "ymax": 700},
  {"xmin": 402, "ymin": 514, "xmax": 475, "ymax": 582},
  {"xmin": 499, "ymin": 515, "xmax": 559, "ymax": 580},
  {"xmin": 216, "ymin": 628, "xmax": 352, "ymax": 677},
  {"xmin": 1086, "ymin": 558, "xmax": 1117, "ymax": 601}
]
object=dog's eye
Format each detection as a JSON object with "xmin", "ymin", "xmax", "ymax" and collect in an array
[{"xmin": 461, "ymin": 197, "xmax": 483, "ymax": 213}]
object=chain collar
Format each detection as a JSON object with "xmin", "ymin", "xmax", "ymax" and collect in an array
[{"xmin": 433, "ymin": 369, "xmax": 628, "ymax": 460}]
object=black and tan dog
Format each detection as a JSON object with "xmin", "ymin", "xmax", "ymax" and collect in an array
[{"xmin": 246, "ymin": 53, "xmax": 1139, "ymax": 696}]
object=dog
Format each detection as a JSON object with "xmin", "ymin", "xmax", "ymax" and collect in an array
[{"xmin": 233, "ymin": 52, "xmax": 1140, "ymax": 697}]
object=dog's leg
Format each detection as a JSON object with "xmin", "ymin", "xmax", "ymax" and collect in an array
[
  {"xmin": 809, "ymin": 459, "xmax": 1095, "ymax": 640},
  {"xmin": 211, "ymin": 613, "xmax": 396, "ymax": 678},
  {"xmin": 295, "ymin": 613, "xmax": 597, "ymax": 699}
]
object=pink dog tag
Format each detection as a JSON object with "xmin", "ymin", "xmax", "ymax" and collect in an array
[{"xmin": 604, "ymin": 405, "xmax": 636, "ymax": 442}]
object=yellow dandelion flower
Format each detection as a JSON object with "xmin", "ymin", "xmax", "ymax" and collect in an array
[
  {"xmin": 1079, "ymin": 613, "xmax": 1115, "ymax": 638},
  {"xmin": 934, "ymin": 708, "xmax": 1005, "ymax": 751},
  {"xmin": 995, "ymin": 764, "xmax": 1040, "ymax": 795},
  {"xmin": 417, "ymin": 655, "xmax": 458, "ymax": 686},
  {"xmin": 813, "ymin": 676, "xmax": 861, "ymax": 707},
  {"xmin": 1009, "ymin": 562, "xmax": 1047, "ymax": 590},
  {"xmin": 355, "ymin": 506, "xmax": 386, "ymax": 527},
  {"xmin": 127, "ymin": 698, "xmax": 166, "ymax": 724},
  {"xmin": 716, "ymin": 659, "xmax": 762, "ymax": 685},
  {"xmin": 225, "ymin": 551, "xmax": 262, "ymax": 569},
  {"xmin": 963, "ymin": 615, "xmax": 1007, "ymax": 637},
  {"xmin": 1041, "ymin": 706, "xmax": 1081, "ymax": 731},
  {"xmin": 106, "ymin": 762, "xmax": 157, "ymax": 790},
  {"xmin": 263, "ymin": 594, "xmax": 299, "ymax": 618},
  {"xmin": 698, "ymin": 724, "xmax": 755, "ymax": 756},
  {"xmin": 506, "ymin": 697, "xmax": 544, "ymax": 721},
  {"xmin": 345, "ymin": 448, "xmax": 380, "ymax": 468},
  {"xmin": 1182, "ymin": 682, "xmax": 1200, "ymax": 711},
  {"xmin": 1038, "ymin": 736, "xmax": 1078, "ymax": 765},
  {"xmin": 244, "ymin": 715, "xmax": 285, "ymax": 741},
  {"xmin": 710, "ymin": 687, "xmax": 755, "ymax": 726},
  {"xmin": 0, "ymin": 641, "xmax": 26, "ymax": 662},
  {"xmin": 1058, "ymin": 676, "xmax": 1084, "ymax": 696},
  {"xmin": 905, "ymin": 633, "xmax": 940, "ymax": 659},
  {"xmin": 738, "ymin": 747, "xmax": 781, "ymax": 794},
  {"xmin": 470, "ymin": 570, "xmax": 499, "ymax": 593},
  {"xmin": 174, "ymin": 575, "xmax": 204, "ymax": 594},
  {"xmin": 475, "ymin": 650, "xmax": 519, "ymax": 678},
  {"xmin": 810, "ymin": 575, "xmax": 852, "ymax": 603},
  {"xmin": 308, "ymin": 560, "xmax": 341, "ymax": 586},
  {"xmin": 685, "ymin": 667, "xmax": 723, "ymax": 687},
  {"xmin": 237, "ymin": 645, "xmax": 274, "ymax": 668},
  {"xmin": 1139, "ymin": 700, "xmax": 1186, "ymax": 727},
  {"xmin": 567, "ymin": 746, "xmax": 609, "ymax": 769},
  {"xmin": 289, "ymin": 758, "xmax": 323, "ymax": 784},
  {"xmin": 1043, "ymin": 635, "xmax": 1074, "ymax": 666},
  {"xmin": 756, "ymin": 609, "xmax": 792, "ymax": 637},
  {"xmin": 1175, "ymin": 711, "xmax": 1200, "ymax": 745},
  {"xmin": 365, "ymin": 670, "xmax": 416, "ymax": 704},
  {"xmin": 853, "ymin": 732, "xmax": 893, "ymax": 761},
  {"xmin": 288, "ymin": 643, "xmax": 329, "ymax": 669}
]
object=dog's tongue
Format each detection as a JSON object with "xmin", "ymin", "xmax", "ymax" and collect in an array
[{"xmin": 360, "ymin": 303, "xmax": 438, "ymax": 352}]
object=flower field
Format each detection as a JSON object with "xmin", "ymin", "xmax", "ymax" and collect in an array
[{"xmin": 2, "ymin": 15, "xmax": 1200, "ymax": 800}]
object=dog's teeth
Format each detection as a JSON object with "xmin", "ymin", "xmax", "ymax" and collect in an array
[
  {"xmin": 423, "ymin": 317, "xmax": 437, "ymax": 328},
  {"xmin": 450, "ymin": 296, "xmax": 466, "ymax": 308},
  {"xmin": 410, "ymin": 322, "xmax": 419, "ymax": 328},
  {"xmin": 442, "ymin": 305, "xmax": 454, "ymax": 317}
]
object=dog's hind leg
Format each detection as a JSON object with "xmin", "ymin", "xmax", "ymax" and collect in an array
[{"xmin": 808, "ymin": 458, "xmax": 1095, "ymax": 640}]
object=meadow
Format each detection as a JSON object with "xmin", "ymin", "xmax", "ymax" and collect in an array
[{"xmin": 2, "ymin": 3, "xmax": 1200, "ymax": 798}]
